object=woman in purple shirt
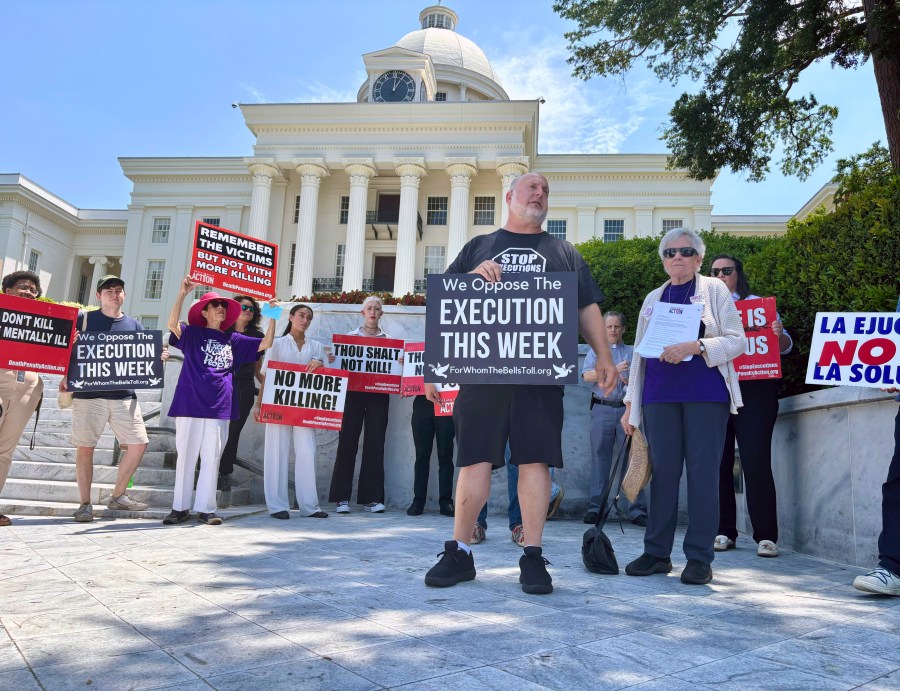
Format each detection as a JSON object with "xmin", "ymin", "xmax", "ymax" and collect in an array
[
  {"xmin": 622, "ymin": 228, "xmax": 746, "ymax": 585},
  {"xmin": 163, "ymin": 276, "xmax": 277, "ymax": 526}
]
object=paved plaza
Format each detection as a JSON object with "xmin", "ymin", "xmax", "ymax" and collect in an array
[{"xmin": 1, "ymin": 508, "xmax": 899, "ymax": 690}]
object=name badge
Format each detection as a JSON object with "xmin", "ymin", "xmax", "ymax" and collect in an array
[
  {"xmin": 642, "ymin": 305, "xmax": 653, "ymax": 318},
  {"xmin": 690, "ymin": 295, "xmax": 705, "ymax": 304}
]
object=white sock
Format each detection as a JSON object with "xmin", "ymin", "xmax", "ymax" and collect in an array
[{"xmin": 456, "ymin": 541, "xmax": 471, "ymax": 554}]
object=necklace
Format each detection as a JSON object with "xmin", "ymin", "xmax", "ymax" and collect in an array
[
  {"xmin": 292, "ymin": 333, "xmax": 306, "ymax": 351},
  {"xmin": 663, "ymin": 277, "xmax": 695, "ymax": 305}
]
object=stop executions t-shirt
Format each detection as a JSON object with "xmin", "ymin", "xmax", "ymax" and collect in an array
[{"xmin": 446, "ymin": 229, "xmax": 604, "ymax": 308}]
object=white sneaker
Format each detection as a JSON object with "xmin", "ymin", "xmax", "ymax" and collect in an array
[
  {"xmin": 714, "ymin": 535, "xmax": 735, "ymax": 551},
  {"xmin": 336, "ymin": 501, "xmax": 350, "ymax": 514},
  {"xmin": 853, "ymin": 567, "xmax": 900, "ymax": 596},
  {"xmin": 757, "ymin": 540, "xmax": 779, "ymax": 557},
  {"xmin": 366, "ymin": 502, "xmax": 385, "ymax": 513},
  {"xmin": 107, "ymin": 493, "xmax": 148, "ymax": 511}
]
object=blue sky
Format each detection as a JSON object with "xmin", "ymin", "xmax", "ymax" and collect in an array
[{"xmin": 1, "ymin": 0, "xmax": 886, "ymax": 215}]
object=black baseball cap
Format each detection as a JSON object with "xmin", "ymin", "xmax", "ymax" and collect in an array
[{"xmin": 97, "ymin": 275, "xmax": 125, "ymax": 291}]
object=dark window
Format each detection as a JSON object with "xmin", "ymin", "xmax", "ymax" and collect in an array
[
  {"xmin": 339, "ymin": 196, "xmax": 349, "ymax": 224},
  {"xmin": 427, "ymin": 197, "xmax": 448, "ymax": 225},
  {"xmin": 474, "ymin": 196, "xmax": 495, "ymax": 225}
]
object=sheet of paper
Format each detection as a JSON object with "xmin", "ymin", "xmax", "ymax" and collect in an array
[{"xmin": 635, "ymin": 302, "xmax": 703, "ymax": 360}]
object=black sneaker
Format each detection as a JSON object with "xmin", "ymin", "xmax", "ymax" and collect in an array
[
  {"xmin": 681, "ymin": 559, "xmax": 713, "ymax": 585},
  {"xmin": 407, "ymin": 498, "xmax": 425, "ymax": 516},
  {"xmin": 625, "ymin": 552, "xmax": 673, "ymax": 576},
  {"xmin": 271, "ymin": 510, "xmax": 290, "ymax": 520},
  {"xmin": 519, "ymin": 546, "xmax": 553, "ymax": 595},
  {"xmin": 425, "ymin": 541, "xmax": 476, "ymax": 587},
  {"xmin": 582, "ymin": 511, "xmax": 600, "ymax": 524},
  {"xmin": 217, "ymin": 473, "xmax": 232, "ymax": 492},
  {"xmin": 439, "ymin": 499, "xmax": 455, "ymax": 517},
  {"xmin": 198, "ymin": 512, "xmax": 223, "ymax": 525},
  {"xmin": 162, "ymin": 509, "xmax": 190, "ymax": 525}
]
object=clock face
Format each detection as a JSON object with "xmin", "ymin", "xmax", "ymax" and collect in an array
[{"xmin": 372, "ymin": 70, "xmax": 416, "ymax": 103}]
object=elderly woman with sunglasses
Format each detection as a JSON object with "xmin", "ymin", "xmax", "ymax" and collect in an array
[
  {"xmin": 709, "ymin": 255, "xmax": 792, "ymax": 559},
  {"xmin": 163, "ymin": 277, "xmax": 277, "ymax": 525},
  {"xmin": 621, "ymin": 228, "xmax": 746, "ymax": 585}
]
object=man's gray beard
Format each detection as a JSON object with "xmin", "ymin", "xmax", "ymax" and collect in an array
[{"xmin": 510, "ymin": 199, "xmax": 548, "ymax": 225}]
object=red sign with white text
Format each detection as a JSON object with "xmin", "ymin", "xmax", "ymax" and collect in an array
[
  {"xmin": 0, "ymin": 294, "xmax": 77, "ymax": 374},
  {"xmin": 259, "ymin": 361, "xmax": 348, "ymax": 430},
  {"xmin": 401, "ymin": 342, "xmax": 425, "ymax": 396},
  {"xmin": 733, "ymin": 297, "xmax": 782, "ymax": 380},
  {"xmin": 434, "ymin": 383, "xmax": 460, "ymax": 416},
  {"xmin": 332, "ymin": 334, "xmax": 404, "ymax": 393},
  {"xmin": 189, "ymin": 221, "xmax": 278, "ymax": 300}
]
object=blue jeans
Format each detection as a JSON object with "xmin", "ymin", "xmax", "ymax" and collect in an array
[{"xmin": 476, "ymin": 461, "xmax": 559, "ymax": 530}]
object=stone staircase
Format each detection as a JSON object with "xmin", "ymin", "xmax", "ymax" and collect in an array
[{"xmin": 1, "ymin": 374, "xmax": 252, "ymax": 520}]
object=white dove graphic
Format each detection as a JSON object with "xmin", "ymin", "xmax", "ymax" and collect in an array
[
  {"xmin": 148, "ymin": 378, "xmax": 161, "ymax": 386},
  {"xmin": 429, "ymin": 363, "xmax": 449, "ymax": 379},
  {"xmin": 552, "ymin": 364, "xmax": 575, "ymax": 379},
  {"xmin": 71, "ymin": 380, "xmax": 85, "ymax": 389}
]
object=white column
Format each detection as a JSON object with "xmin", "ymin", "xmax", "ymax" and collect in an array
[
  {"xmin": 576, "ymin": 206, "xmax": 597, "ymax": 243},
  {"xmin": 633, "ymin": 205, "xmax": 655, "ymax": 238},
  {"xmin": 61, "ymin": 254, "xmax": 77, "ymax": 303},
  {"xmin": 245, "ymin": 158, "xmax": 279, "ymax": 240},
  {"xmin": 693, "ymin": 205, "xmax": 713, "ymax": 232},
  {"xmin": 87, "ymin": 256, "xmax": 108, "ymax": 305},
  {"xmin": 292, "ymin": 158, "xmax": 330, "ymax": 298},
  {"xmin": 393, "ymin": 158, "xmax": 426, "ymax": 297},
  {"xmin": 445, "ymin": 158, "xmax": 477, "ymax": 264},
  {"xmin": 496, "ymin": 157, "xmax": 530, "ymax": 227},
  {"xmin": 342, "ymin": 158, "xmax": 376, "ymax": 292},
  {"xmin": 120, "ymin": 205, "xmax": 145, "ymax": 316}
]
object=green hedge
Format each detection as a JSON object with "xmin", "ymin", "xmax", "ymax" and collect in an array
[{"xmin": 577, "ymin": 177, "xmax": 900, "ymax": 398}]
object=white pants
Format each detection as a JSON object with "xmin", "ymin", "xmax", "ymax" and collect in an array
[
  {"xmin": 264, "ymin": 424, "xmax": 320, "ymax": 515},
  {"xmin": 174, "ymin": 417, "xmax": 228, "ymax": 514}
]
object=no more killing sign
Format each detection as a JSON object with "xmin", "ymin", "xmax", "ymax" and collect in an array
[{"xmin": 424, "ymin": 272, "xmax": 579, "ymax": 385}]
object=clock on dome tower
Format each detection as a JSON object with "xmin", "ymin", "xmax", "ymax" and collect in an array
[{"xmin": 372, "ymin": 70, "xmax": 416, "ymax": 102}]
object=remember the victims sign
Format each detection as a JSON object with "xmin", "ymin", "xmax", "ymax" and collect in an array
[
  {"xmin": 424, "ymin": 272, "xmax": 579, "ymax": 385},
  {"xmin": 806, "ymin": 312, "xmax": 900, "ymax": 388},
  {"xmin": 189, "ymin": 221, "xmax": 278, "ymax": 300}
]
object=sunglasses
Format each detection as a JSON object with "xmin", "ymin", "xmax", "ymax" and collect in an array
[
  {"xmin": 711, "ymin": 267, "xmax": 736, "ymax": 277},
  {"xmin": 662, "ymin": 247, "xmax": 698, "ymax": 258},
  {"xmin": 208, "ymin": 300, "xmax": 228, "ymax": 309},
  {"xmin": 240, "ymin": 304, "xmax": 255, "ymax": 312}
]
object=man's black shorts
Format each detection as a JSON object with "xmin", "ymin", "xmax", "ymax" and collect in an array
[{"xmin": 452, "ymin": 384, "xmax": 564, "ymax": 468}]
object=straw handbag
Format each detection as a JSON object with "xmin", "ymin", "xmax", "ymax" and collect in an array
[{"xmin": 621, "ymin": 426, "xmax": 651, "ymax": 502}]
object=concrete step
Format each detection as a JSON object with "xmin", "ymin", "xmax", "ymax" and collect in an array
[
  {"xmin": 1, "ymin": 478, "xmax": 249, "ymax": 507},
  {"xmin": 0, "ymin": 499, "xmax": 267, "ymax": 522},
  {"xmin": 13, "ymin": 447, "xmax": 175, "ymax": 468},
  {"xmin": 7, "ymin": 461, "xmax": 175, "ymax": 486}
]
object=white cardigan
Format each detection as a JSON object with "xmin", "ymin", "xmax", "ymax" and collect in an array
[{"xmin": 624, "ymin": 273, "xmax": 746, "ymax": 429}]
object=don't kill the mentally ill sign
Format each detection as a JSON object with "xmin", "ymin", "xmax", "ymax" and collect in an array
[
  {"xmin": 806, "ymin": 312, "xmax": 900, "ymax": 388},
  {"xmin": 424, "ymin": 272, "xmax": 579, "ymax": 385}
]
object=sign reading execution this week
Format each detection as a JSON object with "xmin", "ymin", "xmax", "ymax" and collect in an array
[
  {"xmin": 259, "ymin": 361, "xmax": 348, "ymax": 430},
  {"xmin": 0, "ymin": 294, "xmax": 77, "ymax": 375},
  {"xmin": 331, "ymin": 334, "xmax": 404, "ymax": 394},
  {"xmin": 424, "ymin": 272, "xmax": 579, "ymax": 385},
  {"xmin": 68, "ymin": 331, "xmax": 165, "ymax": 392},
  {"xmin": 189, "ymin": 221, "xmax": 278, "ymax": 300},
  {"xmin": 806, "ymin": 312, "xmax": 900, "ymax": 388}
]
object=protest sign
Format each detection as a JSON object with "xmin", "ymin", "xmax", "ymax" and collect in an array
[
  {"xmin": 0, "ymin": 294, "xmax": 77, "ymax": 374},
  {"xmin": 67, "ymin": 330, "xmax": 164, "ymax": 392},
  {"xmin": 424, "ymin": 272, "xmax": 579, "ymax": 385},
  {"xmin": 401, "ymin": 342, "xmax": 425, "ymax": 396},
  {"xmin": 331, "ymin": 334, "xmax": 404, "ymax": 393},
  {"xmin": 733, "ymin": 297, "xmax": 782, "ymax": 380},
  {"xmin": 259, "ymin": 361, "xmax": 348, "ymax": 430},
  {"xmin": 189, "ymin": 221, "xmax": 278, "ymax": 300},
  {"xmin": 433, "ymin": 383, "xmax": 460, "ymax": 416},
  {"xmin": 806, "ymin": 312, "xmax": 900, "ymax": 388}
]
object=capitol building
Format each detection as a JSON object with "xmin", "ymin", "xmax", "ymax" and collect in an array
[{"xmin": 0, "ymin": 4, "xmax": 833, "ymax": 327}]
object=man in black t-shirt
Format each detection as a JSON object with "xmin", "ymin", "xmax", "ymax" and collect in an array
[
  {"xmin": 424, "ymin": 173, "xmax": 618, "ymax": 594},
  {"xmin": 63, "ymin": 276, "xmax": 150, "ymax": 522}
]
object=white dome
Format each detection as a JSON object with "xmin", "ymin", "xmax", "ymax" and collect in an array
[{"xmin": 396, "ymin": 28, "xmax": 503, "ymax": 87}]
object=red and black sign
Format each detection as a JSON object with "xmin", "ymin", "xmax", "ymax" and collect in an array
[
  {"xmin": 189, "ymin": 221, "xmax": 278, "ymax": 300},
  {"xmin": 733, "ymin": 297, "xmax": 782, "ymax": 380},
  {"xmin": 0, "ymin": 294, "xmax": 77, "ymax": 374}
]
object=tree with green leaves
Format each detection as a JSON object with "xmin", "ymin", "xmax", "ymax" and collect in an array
[{"xmin": 553, "ymin": 0, "xmax": 900, "ymax": 179}]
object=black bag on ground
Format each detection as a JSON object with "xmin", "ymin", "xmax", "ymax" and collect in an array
[{"xmin": 581, "ymin": 436, "xmax": 631, "ymax": 575}]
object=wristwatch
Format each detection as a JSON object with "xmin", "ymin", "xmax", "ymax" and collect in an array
[{"xmin": 697, "ymin": 340, "xmax": 706, "ymax": 354}]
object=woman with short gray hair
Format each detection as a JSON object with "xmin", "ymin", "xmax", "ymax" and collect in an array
[{"xmin": 621, "ymin": 228, "xmax": 745, "ymax": 585}]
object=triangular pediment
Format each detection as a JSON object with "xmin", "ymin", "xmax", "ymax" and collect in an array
[{"xmin": 362, "ymin": 46, "xmax": 429, "ymax": 61}]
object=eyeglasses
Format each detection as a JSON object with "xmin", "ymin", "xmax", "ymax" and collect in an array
[
  {"xmin": 662, "ymin": 247, "xmax": 699, "ymax": 258},
  {"xmin": 240, "ymin": 305, "xmax": 254, "ymax": 312},
  {"xmin": 208, "ymin": 300, "xmax": 227, "ymax": 308},
  {"xmin": 11, "ymin": 283, "xmax": 38, "ymax": 294},
  {"xmin": 711, "ymin": 267, "xmax": 736, "ymax": 277}
]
